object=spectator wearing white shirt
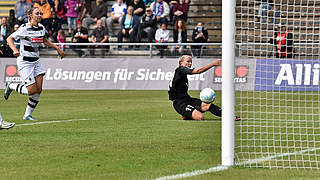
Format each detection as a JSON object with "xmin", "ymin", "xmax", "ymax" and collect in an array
[
  {"xmin": 155, "ymin": 22, "xmax": 169, "ymax": 58},
  {"xmin": 106, "ymin": 0, "xmax": 127, "ymax": 36}
]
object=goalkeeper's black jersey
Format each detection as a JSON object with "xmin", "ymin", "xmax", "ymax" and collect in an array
[{"xmin": 168, "ymin": 66, "xmax": 194, "ymax": 101}]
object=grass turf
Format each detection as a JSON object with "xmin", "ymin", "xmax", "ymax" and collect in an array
[{"xmin": 0, "ymin": 90, "xmax": 319, "ymax": 179}]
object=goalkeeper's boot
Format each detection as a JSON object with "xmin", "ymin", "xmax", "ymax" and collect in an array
[
  {"xmin": 235, "ymin": 116, "xmax": 241, "ymax": 121},
  {"xmin": 0, "ymin": 121, "xmax": 15, "ymax": 130},
  {"xmin": 182, "ymin": 116, "xmax": 193, "ymax": 120},
  {"xmin": 4, "ymin": 82, "xmax": 13, "ymax": 100},
  {"xmin": 23, "ymin": 115, "xmax": 37, "ymax": 121}
]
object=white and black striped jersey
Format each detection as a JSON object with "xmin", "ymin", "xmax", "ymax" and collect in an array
[{"xmin": 10, "ymin": 23, "xmax": 48, "ymax": 62}]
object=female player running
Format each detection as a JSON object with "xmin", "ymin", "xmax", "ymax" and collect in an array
[
  {"xmin": 5, "ymin": 7, "xmax": 64, "ymax": 121},
  {"xmin": 168, "ymin": 55, "xmax": 240, "ymax": 121}
]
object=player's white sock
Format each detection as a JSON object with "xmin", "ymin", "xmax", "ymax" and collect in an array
[
  {"xmin": 9, "ymin": 83, "xmax": 29, "ymax": 95},
  {"xmin": 24, "ymin": 94, "xmax": 40, "ymax": 117}
]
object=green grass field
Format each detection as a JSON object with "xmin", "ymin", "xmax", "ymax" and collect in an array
[{"xmin": 1, "ymin": 90, "xmax": 320, "ymax": 179}]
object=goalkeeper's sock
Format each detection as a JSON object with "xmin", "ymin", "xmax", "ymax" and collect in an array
[
  {"xmin": 9, "ymin": 83, "xmax": 29, "ymax": 95},
  {"xmin": 209, "ymin": 104, "xmax": 221, "ymax": 117},
  {"xmin": 24, "ymin": 93, "xmax": 40, "ymax": 118}
]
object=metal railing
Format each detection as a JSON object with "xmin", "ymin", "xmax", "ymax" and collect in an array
[
  {"xmin": 53, "ymin": 42, "xmax": 222, "ymax": 58},
  {"xmin": 25, "ymin": 42, "xmax": 320, "ymax": 58}
]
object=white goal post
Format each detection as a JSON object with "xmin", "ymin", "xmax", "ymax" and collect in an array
[
  {"xmin": 222, "ymin": 0, "xmax": 236, "ymax": 166},
  {"xmin": 222, "ymin": 0, "xmax": 320, "ymax": 168}
]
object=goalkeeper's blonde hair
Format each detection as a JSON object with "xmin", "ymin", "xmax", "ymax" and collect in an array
[{"xmin": 178, "ymin": 55, "xmax": 192, "ymax": 66}]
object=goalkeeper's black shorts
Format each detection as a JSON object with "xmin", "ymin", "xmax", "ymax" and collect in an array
[{"xmin": 172, "ymin": 98, "xmax": 202, "ymax": 118}]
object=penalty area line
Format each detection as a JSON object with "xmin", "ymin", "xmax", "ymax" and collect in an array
[
  {"xmin": 15, "ymin": 118, "xmax": 90, "ymax": 127},
  {"xmin": 154, "ymin": 147, "xmax": 320, "ymax": 180}
]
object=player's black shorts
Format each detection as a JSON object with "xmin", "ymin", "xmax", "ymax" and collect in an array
[{"xmin": 172, "ymin": 98, "xmax": 203, "ymax": 118}]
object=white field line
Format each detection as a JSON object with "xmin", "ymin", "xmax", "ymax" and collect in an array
[
  {"xmin": 161, "ymin": 120, "xmax": 221, "ymax": 123},
  {"xmin": 155, "ymin": 166, "xmax": 230, "ymax": 180},
  {"xmin": 237, "ymin": 147, "xmax": 320, "ymax": 166},
  {"xmin": 15, "ymin": 118, "xmax": 90, "ymax": 127},
  {"xmin": 155, "ymin": 147, "xmax": 320, "ymax": 180}
]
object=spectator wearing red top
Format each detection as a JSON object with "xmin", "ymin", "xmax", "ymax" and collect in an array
[
  {"xmin": 269, "ymin": 23, "xmax": 294, "ymax": 58},
  {"xmin": 172, "ymin": 0, "xmax": 189, "ymax": 24}
]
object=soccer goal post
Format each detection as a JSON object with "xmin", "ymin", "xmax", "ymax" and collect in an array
[
  {"xmin": 233, "ymin": 0, "xmax": 320, "ymax": 169},
  {"xmin": 221, "ymin": 0, "xmax": 236, "ymax": 166}
]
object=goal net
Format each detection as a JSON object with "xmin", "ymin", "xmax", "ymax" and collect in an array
[{"xmin": 235, "ymin": 0, "xmax": 320, "ymax": 168}]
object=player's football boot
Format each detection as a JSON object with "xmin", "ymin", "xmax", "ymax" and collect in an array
[
  {"xmin": 0, "ymin": 121, "xmax": 15, "ymax": 130},
  {"xmin": 235, "ymin": 116, "xmax": 241, "ymax": 121},
  {"xmin": 23, "ymin": 115, "xmax": 37, "ymax": 121},
  {"xmin": 4, "ymin": 82, "xmax": 13, "ymax": 100},
  {"xmin": 182, "ymin": 116, "xmax": 193, "ymax": 120}
]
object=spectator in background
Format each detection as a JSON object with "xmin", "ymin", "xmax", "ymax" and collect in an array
[
  {"xmin": 269, "ymin": 23, "xmax": 295, "ymax": 58},
  {"xmin": 27, "ymin": 0, "xmax": 55, "ymax": 6},
  {"xmin": 117, "ymin": 6, "xmax": 139, "ymax": 49},
  {"xmin": 150, "ymin": 0, "xmax": 170, "ymax": 24},
  {"xmin": 12, "ymin": 24, "xmax": 21, "ymax": 50},
  {"xmin": 136, "ymin": 7, "xmax": 157, "ymax": 44},
  {"xmin": 172, "ymin": 0, "xmax": 189, "ymax": 24},
  {"xmin": 13, "ymin": 24, "xmax": 20, "ymax": 32},
  {"xmin": 57, "ymin": 29, "xmax": 66, "ymax": 49},
  {"xmin": 143, "ymin": 0, "xmax": 154, "ymax": 6},
  {"xmin": 90, "ymin": 19, "xmax": 109, "ymax": 56},
  {"xmin": 170, "ymin": 19, "xmax": 187, "ymax": 56},
  {"xmin": 155, "ymin": 22, "xmax": 169, "ymax": 58},
  {"xmin": 257, "ymin": 0, "xmax": 273, "ymax": 23},
  {"xmin": 71, "ymin": 20, "xmax": 89, "ymax": 57},
  {"xmin": 54, "ymin": 0, "xmax": 67, "ymax": 23},
  {"xmin": 15, "ymin": 0, "xmax": 32, "ymax": 25},
  {"xmin": 8, "ymin": 10, "xmax": 18, "ymax": 29},
  {"xmin": 123, "ymin": 0, "xmax": 132, "ymax": 4},
  {"xmin": 45, "ymin": 11, "xmax": 62, "ymax": 42},
  {"xmin": 78, "ymin": 0, "xmax": 89, "ymax": 21},
  {"xmin": 128, "ymin": 0, "xmax": 146, "ymax": 20},
  {"xmin": 106, "ymin": 0, "xmax": 127, "ymax": 36},
  {"xmin": 82, "ymin": 0, "xmax": 108, "ymax": 29},
  {"xmin": 65, "ymin": 0, "xmax": 82, "ymax": 35},
  {"xmin": 164, "ymin": 0, "xmax": 177, "ymax": 24},
  {"xmin": 191, "ymin": 21, "xmax": 208, "ymax": 57},
  {"xmin": 0, "ymin": 17, "xmax": 13, "ymax": 57},
  {"xmin": 33, "ymin": 0, "xmax": 52, "ymax": 27},
  {"xmin": 13, "ymin": 24, "xmax": 20, "ymax": 42},
  {"xmin": 0, "ymin": 17, "xmax": 11, "ymax": 44}
]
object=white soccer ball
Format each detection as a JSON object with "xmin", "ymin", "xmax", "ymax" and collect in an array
[{"xmin": 200, "ymin": 88, "xmax": 216, "ymax": 103}]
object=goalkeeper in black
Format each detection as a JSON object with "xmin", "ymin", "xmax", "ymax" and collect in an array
[{"xmin": 168, "ymin": 55, "xmax": 240, "ymax": 121}]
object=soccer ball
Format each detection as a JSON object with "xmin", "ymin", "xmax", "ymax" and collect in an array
[{"xmin": 200, "ymin": 88, "xmax": 216, "ymax": 103}]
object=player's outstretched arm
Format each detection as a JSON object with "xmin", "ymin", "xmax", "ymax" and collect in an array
[
  {"xmin": 192, "ymin": 59, "xmax": 221, "ymax": 74},
  {"xmin": 43, "ymin": 38, "xmax": 65, "ymax": 57}
]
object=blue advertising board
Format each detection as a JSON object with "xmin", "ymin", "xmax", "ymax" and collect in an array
[{"xmin": 255, "ymin": 59, "xmax": 320, "ymax": 91}]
